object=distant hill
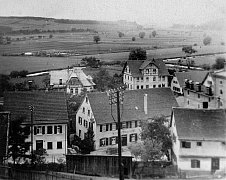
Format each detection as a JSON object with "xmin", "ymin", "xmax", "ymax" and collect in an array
[
  {"xmin": 0, "ymin": 16, "xmax": 142, "ymax": 35},
  {"xmin": 171, "ymin": 18, "xmax": 226, "ymax": 31}
]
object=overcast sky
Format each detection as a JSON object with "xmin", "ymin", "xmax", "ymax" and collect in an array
[{"xmin": 0, "ymin": 0, "xmax": 226, "ymax": 26}]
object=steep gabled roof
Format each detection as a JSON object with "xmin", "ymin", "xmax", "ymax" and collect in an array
[
  {"xmin": 173, "ymin": 108, "xmax": 226, "ymax": 141},
  {"xmin": 87, "ymin": 88, "xmax": 178, "ymax": 124},
  {"xmin": 124, "ymin": 59, "xmax": 169, "ymax": 77},
  {"xmin": 175, "ymin": 71, "xmax": 209, "ymax": 87},
  {"xmin": 3, "ymin": 91, "xmax": 68, "ymax": 124}
]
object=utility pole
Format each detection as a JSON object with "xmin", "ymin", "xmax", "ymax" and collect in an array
[
  {"xmin": 29, "ymin": 105, "xmax": 34, "ymax": 165},
  {"xmin": 107, "ymin": 87, "xmax": 125, "ymax": 180}
]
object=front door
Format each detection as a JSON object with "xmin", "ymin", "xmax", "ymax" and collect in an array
[
  {"xmin": 211, "ymin": 158, "xmax": 220, "ymax": 172},
  {"xmin": 122, "ymin": 135, "xmax": 127, "ymax": 146}
]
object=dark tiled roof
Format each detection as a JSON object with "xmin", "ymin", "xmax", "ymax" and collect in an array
[
  {"xmin": 88, "ymin": 88, "xmax": 178, "ymax": 124},
  {"xmin": 173, "ymin": 108, "xmax": 226, "ymax": 141},
  {"xmin": 10, "ymin": 74, "xmax": 50, "ymax": 89},
  {"xmin": 3, "ymin": 91, "xmax": 68, "ymax": 123},
  {"xmin": 175, "ymin": 71, "xmax": 208, "ymax": 87},
  {"xmin": 124, "ymin": 59, "xmax": 169, "ymax": 77}
]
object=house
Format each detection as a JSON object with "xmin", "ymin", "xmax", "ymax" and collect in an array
[
  {"xmin": 122, "ymin": 59, "xmax": 170, "ymax": 90},
  {"xmin": 73, "ymin": 88, "xmax": 178, "ymax": 152},
  {"xmin": 170, "ymin": 108, "xmax": 226, "ymax": 176},
  {"xmin": 183, "ymin": 63, "xmax": 226, "ymax": 109},
  {"xmin": 50, "ymin": 67, "xmax": 95, "ymax": 94},
  {"xmin": 171, "ymin": 71, "xmax": 208, "ymax": 95},
  {"xmin": 3, "ymin": 91, "xmax": 68, "ymax": 162}
]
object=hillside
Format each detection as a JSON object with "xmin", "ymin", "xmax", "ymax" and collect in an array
[{"xmin": 0, "ymin": 16, "xmax": 142, "ymax": 34}]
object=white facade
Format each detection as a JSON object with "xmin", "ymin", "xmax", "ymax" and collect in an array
[
  {"xmin": 171, "ymin": 76, "xmax": 183, "ymax": 94},
  {"xmin": 170, "ymin": 114, "xmax": 226, "ymax": 175},
  {"xmin": 28, "ymin": 123, "xmax": 67, "ymax": 163},
  {"xmin": 123, "ymin": 64, "xmax": 168, "ymax": 90}
]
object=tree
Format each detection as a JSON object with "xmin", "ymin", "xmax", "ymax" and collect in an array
[
  {"xmin": 128, "ymin": 48, "xmax": 147, "ymax": 60},
  {"xmin": 132, "ymin": 37, "xmax": 136, "ymax": 41},
  {"xmin": 182, "ymin": 46, "xmax": 197, "ymax": 54},
  {"xmin": 9, "ymin": 70, "xmax": 28, "ymax": 78},
  {"xmin": 93, "ymin": 35, "xmax": 100, "ymax": 44},
  {"xmin": 81, "ymin": 57, "xmax": 101, "ymax": 68},
  {"xmin": 118, "ymin": 31, "xmax": 125, "ymax": 38},
  {"xmin": 0, "ymin": 35, "xmax": 3, "ymax": 44},
  {"xmin": 152, "ymin": 30, "xmax": 157, "ymax": 37},
  {"xmin": 33, "ymin": 148, "xmax": 48, "ymax": 165},
  {"xmin": 212, "ymin": 57, "xmax": 225, "ymax": 70},
  {"xmin": 203, "ymin": 36, "xmax": 212, "ymax": 46},
  {"xmin": 93, "ymin": 69, "xmax": 112, "ymax": 92},
  {"xmin": 49, "ymin": 34, "xmax": 53, "ymax": 38},
  {"xmin": 129, "ymin": 116, "xmax": 172, "ymax": 163},
  {"xmin": 8, "ymin": 116, "xmax": 31, "ymax": 164},
  {"xmin": 139, "ymin": 32, "xmax": 145, "ymax": 39},
  {"xmin": 6, "ymin": 36, "xmax": 11, "ymax": 44},
  {"xmin": 80, "ymin": 127, "xmax": 95, "ymax": 154}
]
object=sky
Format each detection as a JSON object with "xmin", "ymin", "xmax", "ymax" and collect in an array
[{"xmin": 0, "ymin": 0, "xmax": 226, "ymax": 26}]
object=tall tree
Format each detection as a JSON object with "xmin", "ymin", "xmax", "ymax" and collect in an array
[
  {"xmin": 80, "ymin": 127, "xmax": 95, "ymax": 154},
  {"xmin": 81, "ymin": 57, "xmax": 101, "ymax": 68},
  {"xmin": 93, "ymin": 35, "xmax": 100, "ymax": 44},
  {"xmin": 212, "ymin": 57, "xmax": 225, "ymax": 70},
  {"xmin": 93, "ymin": 69, "xmax": 112, "ymax": 92},
  {"xmin": 8, "ymin": 116, "xmax": 31, "ymax": 164},
  {"xmin": 128, "ymin": 48, "xmax": 147, "ymax": 60}
]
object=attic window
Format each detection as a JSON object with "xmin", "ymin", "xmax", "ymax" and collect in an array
[
  {"xmin": 181, "ymin": 141, "xmax": 191, "ymax": 148},
  {"xmin": 153, "ymin": 69, "xmax": 157, "ymax": 74}
]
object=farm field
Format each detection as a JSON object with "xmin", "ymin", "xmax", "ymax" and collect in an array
[{"xmin": 0, "ymin": 45, "xmax": 225, "ymax": 75}]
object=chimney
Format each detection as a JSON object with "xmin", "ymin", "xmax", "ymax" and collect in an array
[{"xmin": 144, "ymin": 94, "xmax": 148, "ymax": 115}]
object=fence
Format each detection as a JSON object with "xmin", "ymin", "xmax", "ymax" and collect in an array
[{"xmin": 0, "ymin": 165, "xmax": 119, "ymax": 180}]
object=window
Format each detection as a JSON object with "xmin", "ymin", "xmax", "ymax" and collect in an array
[
  {"xmin": 220, "ymin": 89, "xmax": 223, "ymax": 94},
  {"xmin": 110, "ymin": 137, "xmax": 117, "ymax": 145},
  {"xmin": 79, "ymin": 130, "xmax": 81, "ymax": 137},
  {"xmin": 153, "ymin": 77, "xmax": 156, "ymax": 81},
  {"xmin": 137, "ymin": 85, "xmax": 139, "ymax": 89},
  {"xmin": 78, "ymin": 117, "xmax": 82, "ymax": 125},
  {"xmin": 34, "ymin": 126, "xmax": 45, "ymax": 135},
  {"xmin": 158, "ymin": 76, "xmax": 161, "ymax": 81},
  {"xmin": 70, "ymin": 88, "xmax": 73, "ymax": 94},
  {"xmin": 59, "ymin": 79, "xmax": 62, "ymax": 85},
  {"xmin": 86, "ymin": 97, "xmax": 88, "ymax": 103},
  {"xmin": 203, "ymin": 102, "xmax": 208, "ymax": 109},
  {"xmin": 146, "ymin": 85, "xmax": 149, "ymax": 89},
  {"xmin": 106, "ymin": 124, "xmax": 109, "ymax": 131},
  {"xmin": 187, "ymin": 100, "xmax": 189, "ymax": 105},
  {"xmin": 88, "ymin": 110, "xmax": 90, "ymax": 116},
  {"xmin": 128, "ymin": 76, "xmax": 129, "ymax": 80},
  {"xmin": 110, "ymin": 124, "xmax": 112, "ymax": 131},
  {"xmin": 57, "ymin": 141, "xmax": 62, "ymax": 149},
  {"xmin": 137, "ymin": 77, "xmax": 139, "ymax": 82},
  {"xmin": 135, "ymin": 121, "xmax": 138, "ymax": 127},
  {"xmin": 36, "ymin": 140, "xmax": 43, "ymax": 150},
  {"xmin": 197, "ymin": 142, "xmax": 202, "ymax": 146},
  {"xmin": 198, "ymin": 94, "xmax": 200, "ymax": 98},
  {"xmin": 181, "ymin": 141, "xmax": 191, "ymax": 148},
  {"xmin": 153, "ymin": 85, "xmax": 156, "ymax": 88},
  {"xmin": 131, "ymin": 77, "xmax": 132, "ymax": 81},
  {"xmin": 141, "ymin": 77, "xmax": 143, "ymax": 81},
  {"xmin": 100, "ymin": 125, "xmax": 102, "ymax": 132},
  {"xmin": 187, "ymin": 90, "xmax": 189, "ymax": 95},
  {"xmin": 158, "ymin": 84, "xmax": 161, "ymax": 88},
  {"xmin": 162, "ymin": 84, "xmax": 165, "ymax": 87},
  {"xmin": 141, "ymin": 85, "xmax": 143, "ymax": 89},
  {"xmin": 146, "ymin": 69, "xmax": 149, "ymax": 74},
  {"xmin": 130, "ymin": 134, "xmax": 138, "ymax": 142},
  {"xmin": 47, "ymin": 142, "xmax": 53, "ymax": 150},
  {"xmin": 153, "ymin": 69, "xmax": 156, "ymax": 74},
  {"xmin": 100, "ymin": 138, "xmax": 109, "ymax": 147},
  {"xmin": 82, "ymin": 107, "xmax": 85, "ymax": 114},
  {"xmin": 220, "ymin": 81, "xmax": 223, "ymax": 85},
  {"xmin": 47, "ymin": 126, "xmax": 52, "ymax": 134},
  {"xmin": 54, "ymin": 125, "xmax": 62, "ymax": 134},
  {"xmin": 146, "ymin": 77, "xmax": 149, "ymax": 81},
  {"xmin": 162, "ymin": 76, "xmax": 165, "ymax": 81},
  {"xmin": 191, "ymin": 159, "xmax": 200, "ymax": 168}
]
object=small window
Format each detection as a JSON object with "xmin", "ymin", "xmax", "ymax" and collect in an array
[
  {"xmin": 106, "ymin": 124, "xmax": 109, "ymax": 131},
  {"xmin": 153, "ymin": 77, "xmax": 156, "ymax": 81},
  {"xmin": 78, "ymin": 117, "xmax": 82, "ymax": 125},
  {"xmin": 57, "ymin": 141, "xmax": 62, "ymax": 149},
  {"xmin": 191, "ymin": 159, "xmax": 200, "ymax": 168},
  {"xmin": 162, "ymin": 84, "xmax": 165, "ymax": 87},
  {"xmin": 162, "ymin": 76, "xmax": 165, "ymax": 81},
  {"xmin": 54, "ymin": 125, "xmax": 62, "ymax": 134},
  {"xmin": 135, "ymin": 121, "xmax": 138, "ymax": 127},
  {"xmin": 197, "ymin": 142, "xmax": 202, "ymax": 146},
  {"xmin": 100, "ymin": 125, "xmax": 102, "ymax": 132},
  {"xmin": 220, "ymin": 89, "xmax": 223, "ymax": 94},
  {"xmin": 137, "ymin": 85, "xmax": 139, "ymax": 89},
  {"xmin": 141, "ymin": 77, "xmax": 143, "ymax": 81},
  {"xmin": 110, "ymin": 124, "xmax": 112, "ymax": 131},
  {"xmin": 47, "ymin": 142, "xmax": 53, "ymax": 150},
  {"xmin": 79, "ymin": 130, "xmax": 81, "ymax": 137},
  {"xmin": 137, "ymin": 77, "xmax": 139, "ymax": 82},
  {"xmin": 153, "ymin": 69, "xmax": 157, "ymax": 74},
  {"xmin": 187, "ymin": 90, "xmax": 189, "ymax": 95},
  {"xmin": 203, "ymin": 102, "xmax": 208, "ymax": 109},
  {"xmin": 141, "ymin": 85, "xmax": 143, "ymax": 89},
  {"xmin": 158, "ymin": 84, "xmax": 161, "ymax": 88},
  {"xmin": 146, "ymin": 77, "xmax": 149, "ymax": 81},
  {"xmin": 88, "ymin": 110, "xmax": 90, "ymax": 116},
  {"xmin": 198, "ymin": 94, "xmax": 200, "ymax": 98},
  {"xmin": 130, "ymin": 134, "xmax": 138, "ymax": 142},
  {"xmin": 146, "ymin": 85, "xmax": 149, "ymax": 89},
  {"xmin": 47, "ymin": 126, "xmax": 52, "ymax": 134},
  {"xmin": 220, "ymin": 81, "xmax": 223, "ymax": 84},
  {"xmin": 181, "ymin": 141, "xmax": 191, "ymax": 148},
  {"xmin": 82, "ymin": 107, "xmax": 85, "ymax": 113}
]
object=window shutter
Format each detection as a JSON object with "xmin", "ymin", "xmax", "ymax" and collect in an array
[
  {"xmin": 106, "ymin": 138, "xmax": 108, "ymax": 146},
  {"xmin": 34, "ymin": 126, "xmax": 37, "ymax": 135},
  {"xmin": 110, "ymin": 137, "xmax": 112, "ymax": 145},
  {"xmin": 59, "ymin": 125, "xmax": 62, "ymax": 133},
  {"xmin": 54, "ymin": 126, "xmax": 57, "ymax": 134},
  {"xmin": 100, "ymin": 139, "xmax": 102, "ymax": 147},
  {"xmin": 129, "ymin": 134, "xmax": 132, "ymax": 142},
  {"xmin": 42, "ymin": 126, "xmax": 45, "ymax": 134}
]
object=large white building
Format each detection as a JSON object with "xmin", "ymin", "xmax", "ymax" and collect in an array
[
  {"xmin": 74, "ymin": 88, "xmax": 178, "ymax": 152},
  {"xmin": 122, "ymin": 59, "xmax": 170, "ymax": 90},
  {"xmin": 4, "ymin": 91, "xmax": 68, "ymax": 163},
  {"xmin": 170, "ymin": 108, "xmax": 226, "ymax": 177}
]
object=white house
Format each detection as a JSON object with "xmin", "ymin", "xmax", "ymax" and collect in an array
[
  {"xmin": 74, "ymin": 88, "xmax": 178, "ymax": 153},
  {"xmin": 49, "ymin": 67, "xmax": 95, "ymax": 94},
  {"xmin": 122, "ymin": 59, "xmax": 170, "ymax": 90},
  {"xmin": 4, "ymin": 91, "xmax": 69, "ymax": 163},
  {"xmin": 170, "ymin": 107, "xmax": 226, "ymax": 177},
  {"xmin": 171, "ymin": 71, "xmax": 208, "ymax": 95}
]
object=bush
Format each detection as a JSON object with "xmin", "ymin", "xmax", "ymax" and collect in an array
[
  {"xmin": 203, "ymin": 36, "xmax": 212, "ymax": 46},
  {"xmin": 132, "ymin": 37, "xmax": 136, "ymax": 41},
  {"xmin": 139, "ymin": 32, "xmax": 145, "ymax": 39}
]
